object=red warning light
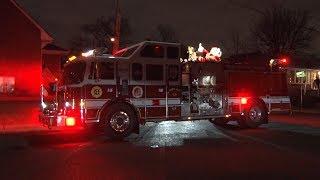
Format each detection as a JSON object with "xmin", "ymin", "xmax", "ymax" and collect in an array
[
  {"xmin": 241, "ymin": 97, "xmax": 248, "ymax": 105},
  {"xmin": 66, "ymin": 117, "xmax": 76, "ymax": 127},
  {"xmin": 280, "ymin": 58, "xmax": 287, "ymax": 63}
]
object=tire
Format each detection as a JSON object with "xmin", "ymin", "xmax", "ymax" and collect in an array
[
  {"xmin": 240, "ymin": 100, "xmax": 267, "ymax": 128},
  {"xmin": 210, "ymin": 117, "xmax": 228, "ymax": 126},
  {"xmin": 101, "ymin": 103, "xmax": 138, "ymax": 139}
]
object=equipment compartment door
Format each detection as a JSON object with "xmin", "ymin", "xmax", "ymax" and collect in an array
[{"xmin": 181, "ymin": 62, "xmax": 225, "ymax": 117}]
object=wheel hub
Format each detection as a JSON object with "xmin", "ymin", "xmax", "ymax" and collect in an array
[{"xmin": 110, "ymin": 111, "xmax": 130, "ymax": 132}]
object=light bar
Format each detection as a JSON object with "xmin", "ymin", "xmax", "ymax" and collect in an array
[{"xmin": 82, "ymin": 50, "xmax": 95, "ymax": 57}]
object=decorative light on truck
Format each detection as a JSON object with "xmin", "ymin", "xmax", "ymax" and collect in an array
[{"xmin": 181, "ymin": 43, "xmax": 222, "ymax": 62}]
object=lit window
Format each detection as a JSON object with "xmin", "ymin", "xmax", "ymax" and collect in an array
[{"xmin": 0, "ymin": 76, "xmax": 15, "ymax": 94}]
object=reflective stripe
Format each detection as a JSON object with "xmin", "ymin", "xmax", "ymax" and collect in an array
[
  {"xmin": 85, "ymin": 99, "xmax": 109, "ymax": 108},
  {"xmin": 229, "ymin": 96, "xmax": 291, "ymax": 104},
  {"xmin": 261, "ymin": 96, "xmax": 291, "ymax": 104},
  {"xmin": 228, "ymin": 96, "xmax": 292, "ymax": 113},
  {"xmin": 130, "ymin": 98, "xmax": 181, "ymax": 107}
]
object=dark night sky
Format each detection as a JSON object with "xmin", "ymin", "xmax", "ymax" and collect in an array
[{"xmin": 17, "ymin": 0, "xmax": 320, "ymax": 55}]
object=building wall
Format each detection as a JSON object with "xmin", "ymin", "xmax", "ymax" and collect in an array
[
  {"xmin": 287, "ymin": 68, "xmax": 320, "ymax": 90},
  {"xmin": 43, "ymin": 54, "xmax": 63, "ymax": 80},
  {"xmin": 0, "ymin": 0, "xmax": 42, "ymax": 100}
]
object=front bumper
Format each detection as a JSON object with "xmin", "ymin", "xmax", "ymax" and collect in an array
[{"xmin": 39, "ymin": 113, "xmax": 83, "ymax": 128}]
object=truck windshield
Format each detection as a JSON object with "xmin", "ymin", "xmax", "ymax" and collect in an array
[{"xmin": 62, "ymin": 61, "xmax": 86, "ymax": 85}]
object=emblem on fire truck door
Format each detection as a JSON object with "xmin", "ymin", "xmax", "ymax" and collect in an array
[
  {"xmin": 91, "ymin": 86, "xmax": 103, "ymax": 98},
  {"xmin": 132, "ymin": 86, "xmax": 143, "ymax": 98}
]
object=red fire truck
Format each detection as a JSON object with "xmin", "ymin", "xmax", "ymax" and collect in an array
[{"xmin": 39, "ymin": 41, "xmax": 291, "ymax": 138}]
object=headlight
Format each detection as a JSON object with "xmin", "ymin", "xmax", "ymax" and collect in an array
[
  {"xmin": 65, "ymin": 102, "xmax": 71, "ymax": 107},
  {"xmin": 80, "ymin": 99, "xmax": 85, "ymax": 109},
  {"xmin": 41, "ymin": 102, "xmax": 47, "ymax": 109}
]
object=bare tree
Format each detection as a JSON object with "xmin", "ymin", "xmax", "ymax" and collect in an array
[
  {"xmin": 252, "ymin": 6, "xmax": 317, "ymax": 56},
  {"xmin": 69, "ymin": 16, "xmax": 131, "ymax": 53},
  {"xmin": 81, "ymin": 16, "xmax": 113, "ymax": 48},
  {"xmin": 156, "ymin": 24, "xmax": 178, "ymax": 42}
]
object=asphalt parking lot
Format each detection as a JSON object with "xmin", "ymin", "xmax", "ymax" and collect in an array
[{"xmin": 0, "ymin": 113, "xmax": 319, "ymax": 179}]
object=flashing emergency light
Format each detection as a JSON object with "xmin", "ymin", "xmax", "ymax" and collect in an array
[
  {"xmin": 66, "ymin": 117, "xmax": 76, "ymax": 127},
  {"xmin": 241, "ymin": 97, "xmax": 248, "ymax": 105},
  {"xmin": 65, "ymin": 102, "xmax": 71, "ymax": 107},
  {"xmin": 82, "ymin": 50, "xmax": 95, "ymax": 57},
  {"xmin": 280, "ymin": 58, "xmax": 287, "ymax": 64}
]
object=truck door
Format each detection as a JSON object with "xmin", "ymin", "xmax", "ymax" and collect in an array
[
  {"xmin": 130, "ymin": 63, "xmax": 146, "ymax": 119},
  {"xmin": 117, "ymin": 61, "xmax": 130, "ymax": 97}
]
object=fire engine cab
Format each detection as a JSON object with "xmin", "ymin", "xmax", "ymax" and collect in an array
[{"xmin": 40, "ymin": 41, "xmax": 291, "ymax": 139}]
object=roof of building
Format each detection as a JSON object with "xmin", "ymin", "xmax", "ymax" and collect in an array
[
  {"xmin": 225, "ymin": 52, "xmax": 320, "ymax": 70},
  {"xmin": 10, "ymin": 0, "xmax": 53, "ymax": 43},
  {"xmin": 42, "ymin": 43, "xmax": 69, "ymax": 55},
  {"xmin": 289, "ymin": 56, "xmax": 320, "ymax": 69},
  {"xmin": 43, "ymin": 44, "xmax": 68, "ymax": 52}
]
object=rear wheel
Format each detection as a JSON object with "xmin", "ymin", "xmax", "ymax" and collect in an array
[
  {"xmin": 101, "ymin": 103, "xmax": 138, "ymax": 139},
  {"xmin": 239, "ymin": 100, "xmax": 267, "ymax": 128}
]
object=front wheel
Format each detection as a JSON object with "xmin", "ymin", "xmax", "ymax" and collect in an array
[
  {"xmin": 101, "ymin": 103, "xmax": 138, "ymax": 139},
  {"xmin": 239, "ymin": 100, "xmax": 267, "ymax": 128}
]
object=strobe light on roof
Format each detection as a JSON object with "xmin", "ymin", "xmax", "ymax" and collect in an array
[{"xmin": 82, "ymin": 50, "xmax": 95, "ymax": 57}]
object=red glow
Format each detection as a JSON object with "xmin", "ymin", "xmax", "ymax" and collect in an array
[
  {"xmin": 66, "ymin": 117, "xmax": 76, "ymax": 127},
  {"xmin": 1, "ymin": 61, "xmax": 41, "ymax": 98},
  {"xmin": 281, "ymin": 58, "xmax": 287, "ymax": 63},
  {"xmin": 241, "ymin": 97, "xmax": 248, "ymax": 105}
]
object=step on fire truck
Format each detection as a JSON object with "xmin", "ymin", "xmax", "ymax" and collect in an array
[{"xmin": 40, "ymin": 41, "xmax": 291, "ymax": 139}]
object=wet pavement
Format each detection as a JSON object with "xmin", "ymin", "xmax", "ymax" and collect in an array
[{"xmin": 0, "ymin": 114, "xmax": 320, "ymax": 179}]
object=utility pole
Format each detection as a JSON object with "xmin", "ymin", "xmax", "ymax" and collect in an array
[{"xmin": 113, "ymin": 0, "xmax": 121, "ymax": 55}]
